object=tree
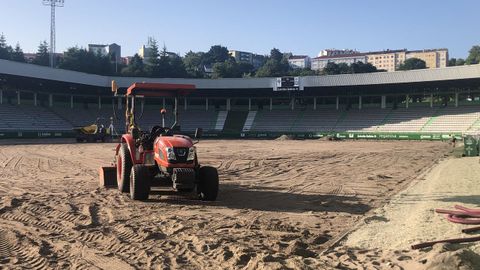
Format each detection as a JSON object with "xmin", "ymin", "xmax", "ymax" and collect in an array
[
  {"xmin": 323, "ymin": 62, "xmax": 340, "ymax": 75},
  {"xmin": 144, "ymin": 37, "xmax": 162, "ymax": 77},
  {"xmin": 212, "ymin": 60, "xmax": 254, "ymax": 78},
  {"xmin": 212, "ymin": 60, "xmax": 236, "ymax": 78},
  {"xmin": 237, "ymin": 62, "xmax": 255, "ymax": 77},
  {"xmin": 337, "ymin": 63, "xmax": 351, "ymax": 74},
  {"xmin": 11, "ymin": 43, "xmax": 25, "ymax": 62},
  {"xmin": 350, "ymin": 61, "xmax": 378, "ymax": 73},
  {"xmin": 398, "ymin": 58, "xmax": 427, "ymax": 70},
  {"xmin": 121, "ymin": 54, "xmax": 145, "ymax": 76},
  {"xmin": 270, "ymin": 48, "xmax": 283, "ymax": 62},
  {"xmin": 322, "ymin": 61, "xmax": 380, "ymax": 75},
  {"xmin": 255, "ymin": 48, "xmax": 290, "ymax": 77},
  {"xmin": 167, "ymin": 53, "xmax": 187, "ymax": 78},
  {"xmin": 140, "ymin": 38, "xmax": 187, "ymax": 78},
  {"xmin": 456, "ymin": 58, "xmax": 466, "ymax": 66},
  {"xmin": 448, "ymin": 58, "xmax": 457, "ymax": 66},
  {"xmin": 156, "ymin": 44, "xmax": 171, "ymax": 77},
  {"xmin": 183, "ymin": 51, "xmax": 205, "ymax": 78},
  {"xmin": 289, "ymin": 68, "xmax": 317, "ymax": 76},
  {"xmin": 0, "ymin": 33, "xmax": 13, "ymax": 60},
  {"xmin": 32, "ymin": 41, "xmax": 50, "ymax": 66},
  {"xmin": 466, "ymin": 45, "xmax": 480, "ymax": 65},
  {"xmin": 59, "ymin": 46, "xmax": 112, "ymax": 75},
  {"xmin": 203, "ymin": 45, "xmax": 231, "ymax": 66}
]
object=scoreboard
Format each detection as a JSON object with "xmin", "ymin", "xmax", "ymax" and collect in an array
[{"xmin": 274, "ymin": 77, "xmax": 302, "ymax": 91}]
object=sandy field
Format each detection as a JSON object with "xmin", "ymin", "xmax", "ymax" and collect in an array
[{"xmin": 0, "ymin": 139, "xmax": 451, "ymax": 269}]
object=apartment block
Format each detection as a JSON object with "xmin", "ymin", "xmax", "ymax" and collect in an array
[
  {"xmin": 406, "ymin": 49, "xmax": 448, "ymax": 68},
  {"xmin": 365, "ymin": 50, "xmax": 406, "ymax": 72},
  {"xmin": 311, "ymin": 54, "xmax": 366, "ymax": 71},
  {"xmin": 229, "ymin": 50, "xmax": 266, "ymax": 69},
  {"xmin": 288, "ymin": 55, "xmax": 311, "ymax": 69}
]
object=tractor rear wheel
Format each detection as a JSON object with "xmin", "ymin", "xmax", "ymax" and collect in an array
[
  {"xmin": 198, "ymin": 166, "xmax": 219, "ymax": 201},
  {"xmin": 130, "ymin": 165, "xmax": 151, "ymax": 200},
  {"xmin": 117, "ymin": 143, "xmax": 132, "ymax": 193}
]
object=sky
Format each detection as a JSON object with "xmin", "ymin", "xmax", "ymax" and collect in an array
[{"xmin": 0, "ymin": 0, "xmax": 478, "ymax": 59}]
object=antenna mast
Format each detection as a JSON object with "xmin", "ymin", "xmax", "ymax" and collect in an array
[{"xmin": 42, "ymin": 0, "xmax": 64, "ymax": 68}]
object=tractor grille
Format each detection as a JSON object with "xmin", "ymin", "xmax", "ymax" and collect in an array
[{"xmin": 173, "ymin": 147, "xmax": 189, "ymax": 163}]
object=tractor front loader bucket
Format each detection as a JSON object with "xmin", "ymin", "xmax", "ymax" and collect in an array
[{"xmin": 99, "ymin": 166, "xmax": 117, "ymax": 187}]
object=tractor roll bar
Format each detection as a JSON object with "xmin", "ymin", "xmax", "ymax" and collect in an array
[{"xmin": 112, "ymin": 82, "xmax": 196, "ymax": 133}]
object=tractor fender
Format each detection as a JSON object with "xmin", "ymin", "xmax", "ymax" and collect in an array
[
  {"xmin": 120, "ymin": 134, "xmax": 137, "ymax": 163},
  {"xmin": 114, "ymin": 143, "xmax": 121, "ymax": 155}
]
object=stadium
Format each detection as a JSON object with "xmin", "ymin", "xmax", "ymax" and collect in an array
[
  {"xmin": 1, "ymin": 59, "xmax": 480, "ymax": 139},
  {"xmin": 2, "ymin": 58, "xmax": 480, "ymax": 269}
]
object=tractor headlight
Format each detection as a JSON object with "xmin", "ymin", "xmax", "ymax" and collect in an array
[
  {"xmin": 166, "ymin": 147, "xmax": 176, "ymax": 161},
  {"xmin": 187, "ymin": 146, "xmax": 196, "ymax": 161}
]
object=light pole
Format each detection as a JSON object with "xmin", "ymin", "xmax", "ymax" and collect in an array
[{"xmin": 42, "ymin": 0, "xmax": 64, "ymax": 68}]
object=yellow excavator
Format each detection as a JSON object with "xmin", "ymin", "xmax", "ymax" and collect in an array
[{"xmin": 73, "ymin": 118, "xmax": 112, "ymax": 143}]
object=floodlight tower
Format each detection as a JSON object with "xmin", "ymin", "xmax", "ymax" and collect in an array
[{"xmin": 42, "ymin": 0, "xmax": 64, "ymax": 68}]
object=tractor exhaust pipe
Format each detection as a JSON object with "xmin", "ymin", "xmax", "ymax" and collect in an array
[
  {"xmin": 161, "ymin": 108, "xmax": 166, "ymax": 128},
  {"xmin": 171, "ymin": 96, "xmax": 178, "ymax": 130}
]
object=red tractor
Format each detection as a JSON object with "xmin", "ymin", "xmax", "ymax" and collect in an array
[{"xmin": 99, "ymin": 82, "xmax": 219, "ymax": 201}]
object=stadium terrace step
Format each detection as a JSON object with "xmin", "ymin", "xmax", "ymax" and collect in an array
[
  {"xmin": 214, "ymin": 111, "xmax": 228, "ymax": 131},
  {"xmin": 242, "ymin": 111, "xmax": 257, "ymax": 132},
  {"xmin": 1, "ymin": 104, "xmax": 480, "ymax": 135},
  {"xmin": 222, "ymin": 111, "xmax": 248, "ymax": 134}
]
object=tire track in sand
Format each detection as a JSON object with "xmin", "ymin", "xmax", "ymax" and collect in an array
[
  {"xmin": 11, "ymin": 245, "xmax": 50, "ymax": 270},
  {"xmin": 0, "ymin": 229, "xmax": 14, "ymax": 263},
  {"xmin": 113, "ymin": 224, "xmax": 145, "ymax": 243},
  {"xmin": 24, "ymin": 204, "xmax": 89, "ymax": 225},
  {"xmin": 0, "ymin": 229, "xmax": 49, "ymax": 270},
  {"xmin": 81, "ymin": 247, "xmax": 134, "ymax": 270},
  {"xmin": 2, "ymin": 205, "xmax": 144, "ymax": 268},
  {"xmin": 0, "ymin": 212, "xmax": 67, "ymax": 235}
]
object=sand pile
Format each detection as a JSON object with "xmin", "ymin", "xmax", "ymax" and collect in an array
[
  {"xmin": 275, "ymin": 134, "xmax": 295, "ymax": 140},
  {"xmin": 421, "ymin": 244, "xmax": 480, "ymax": 270},
  {"xmin": 328, "ymin": 153, "xmax": 480, "ymax": 269}
]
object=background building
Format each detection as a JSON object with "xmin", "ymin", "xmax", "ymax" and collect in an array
[
  {"xmin": 229, "ymin": 50, "xmax": 266, "ymax": 69},
  {"xmin": 311, "ymin": 54, "xmax": 366, "ymax": 71},
  {"xmin": 406, "ymin": 49, "xmax": 448, "ymax": 69},
  {"xmin": 312, "ymin": 48, "xmax": 449, "ymax": 72},
  {"xmin": 138, "ymin": 45, "xmax": 151, "ymax": 61},
  {"xmin": 229, "ymin": 50, "xmax": 253, "ymax": 64},
  {"xmin": 318, "ymin": 49, "xmax": 359, "ymax": 57},
  {"xmin": 121, "ymin": 56, "xmax": 133, "ymax": 66},
  {"xmin": 88, "ymin": 44, "xmax": 108, "ymax": 55},
  {"xmin": 365, "ymin": 50, "xmax": 406, "ymax": 72},
  {"xmin": 288, "ymin": 55, "xmax": 311, "ymax": 69},
  {"xmin": 107, "ymin": 43, "xmax": 121, "ymax": 63},
  {"xmin": 88, "ymin": 43, "xmax": 122, "ymax": 63},
  {"xmin": 23, "ymin": 53, "xmax": 37, "ymax": 63}
]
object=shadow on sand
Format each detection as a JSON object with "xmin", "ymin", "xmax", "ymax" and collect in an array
[
  {"xmin": 437, "ymin": 195, "xmax": 480, "ymax": 206},
  {"xmin": 146, "ymin": 183, "xmax": 371, "ymax": 215}
]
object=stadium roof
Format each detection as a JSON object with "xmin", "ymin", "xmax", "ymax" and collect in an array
[{"xmin": 0, "ymin": 59, "xmax": 479, "ymax": 90}]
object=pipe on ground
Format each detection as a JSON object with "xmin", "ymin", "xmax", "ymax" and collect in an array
[{"xmin": 412, "ymin": 236, "xmax": 480, "ymax": 250}]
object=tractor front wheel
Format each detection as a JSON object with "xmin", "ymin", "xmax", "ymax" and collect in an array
[
  {"xmin": 117, "ymin": 143, "xmax": 132, "ymax": 193},
  {"xmin": 130, "ymin": 165, "xmax": 151, "ymax": 200},
  {"xmin": 198, "ymin": 166, "xmax": 219, "ymax": 201}
]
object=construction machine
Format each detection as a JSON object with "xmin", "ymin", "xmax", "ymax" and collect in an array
[
  {"xmin": 99, "ymin": 82, "xmax": 219, "ymax": 201},
  {"xmin": 73, "ymin": 118, "xmax": 110, "ymax": 142}
]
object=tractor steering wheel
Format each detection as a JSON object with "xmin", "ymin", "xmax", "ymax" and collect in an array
[{"xmin": 150, "ymin": 125, "xmax": 165, "ymax": 137}]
